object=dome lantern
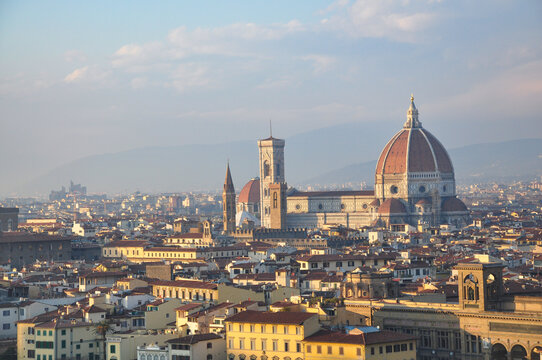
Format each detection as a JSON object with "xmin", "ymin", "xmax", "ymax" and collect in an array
[{"xmin": 404, "ymin": 94, "xmax": 422, "ymax": 129}]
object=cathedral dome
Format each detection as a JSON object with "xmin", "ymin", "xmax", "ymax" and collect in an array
[
  {"xmin": 378, "ymin": 199, "xmax": 407, "ymax": 214},
  {"xmin": 238, "ymin": 178, "xmax": 260, "ymax": 204},
  {"xmin": 441, "ymin": 197, "xmax": 468, "ymax": 212},
  {"xmin": 375, "ymin": 97, "xmax": 454, "ymax": 176}
]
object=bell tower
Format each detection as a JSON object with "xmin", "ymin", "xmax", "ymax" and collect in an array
[
  {"xmin": 455, "ymin": 262, "xmax": 504, "ymax": 311},
  {"xmin": 258, "ymin": 130, "xmax": 285, "ymax": 228},
  {"xmin": 222, "ymin": 163, "xmax": 236, "ymax": 234}
]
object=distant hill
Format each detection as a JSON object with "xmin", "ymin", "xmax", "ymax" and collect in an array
[
  {"xmin": 14, "ymin": 128, "xmax": 542, "ymax": 196},
  {"xmin": 304, "ymin": 138, "xmax": 542, "ymax": 186}
]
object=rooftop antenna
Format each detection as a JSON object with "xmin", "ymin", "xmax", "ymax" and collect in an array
[{"xmin": 269, "ymin": 119, "xmax": 272, "ymax": 138}]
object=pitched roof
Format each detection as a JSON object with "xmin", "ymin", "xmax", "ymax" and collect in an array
[
  {"xmin": 303, "ymin": 329, "xmax": 417, "ymax": 345},
  {"xmin": 166, "ymin": 333, "xmax": 222, "ymax": 344}
]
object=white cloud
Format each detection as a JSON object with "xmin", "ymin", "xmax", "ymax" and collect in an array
[
  {"xmin": 63, "ymin": 66, "xmax": 110, "ymax": 84},
  {"xmin": 323, "ymin": 0, "xmax": 441, "ymax": 42},
  {"xmin": 64, "ymin": 66, "xmax": 89, "ymax": 83}
]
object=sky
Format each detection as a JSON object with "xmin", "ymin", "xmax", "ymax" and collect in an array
[{"xmin": 1, "ymin": 0, "xmax": 542, "ymax": 191}]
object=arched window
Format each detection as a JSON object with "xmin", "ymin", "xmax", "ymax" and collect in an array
[
  {"xmin": 263, "ymin": 161, "xmax": 270, "ymax": 178},
  {"xmin": 273, "ymin": 192, "xmax": 278, "ymax": 208}
]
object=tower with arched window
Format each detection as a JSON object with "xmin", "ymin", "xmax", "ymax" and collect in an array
[
  {"xmin": 258, "ymin": 135, "xmax": 285, "ymax": 228},
  {"xmin": 455, "ymin": 262, "xmax": 504, "ymax": 312}
]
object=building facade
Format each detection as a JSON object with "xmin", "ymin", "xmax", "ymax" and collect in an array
[{"xmin": 253, "ymin": 97, "xmax": 470, "ymax": 230}]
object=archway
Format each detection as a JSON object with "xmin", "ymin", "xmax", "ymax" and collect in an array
[
  {"xmin": 490, "ymin": 343, "xmax": 507, "ymax": 360},
  {"xmin": 511, "ymin": 344, "xmax": 527, "ymax": 360},
  {"xmin": 531, "ymin": 346, "xmax": 542, "ymax": 360}
]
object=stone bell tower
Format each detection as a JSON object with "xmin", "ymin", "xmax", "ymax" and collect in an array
[
  {"xmin": 222, "ymin": 163, "xmax": 236, "ymax": 234},
  {"xmin": 258, "ymin": 128, "xmax": 285, "ymax": 228},
  {"xmin": 455, "ymin": 262, "xmax": 504, "ymax": 312}
]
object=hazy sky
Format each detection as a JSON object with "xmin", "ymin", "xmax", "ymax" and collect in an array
[{"xmin": 1, "ymin": 0, "xmax": 541, "ymax": 185}]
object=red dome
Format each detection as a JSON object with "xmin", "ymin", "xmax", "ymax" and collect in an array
[
  {"xmin": 238, "ymin": 178, "xmax": 260, "ymax": 204},
  {"xmin": 441, "ymin": 197, "xmax": 468, "ymax": 212},
  {"xmin": 376, "ymin": 127, "xmax": 454, "ymax": 175},
  {"xmin": 378, "ymin": 199, "xmax": 407, "ymax": 214}
]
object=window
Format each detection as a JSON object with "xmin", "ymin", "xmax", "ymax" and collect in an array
[
  {"xmin": 207, "ymin": 355, "xmax": 213, "ymax": 360},
  {"xmin": 250, "ymin": 325, "xmax": 254, "ymax": 332},
  {"xmin": 61, "ymin": 340, "xmax": 66, "ymax": 348},
  {"xmin": 272, "ymin": 341, "xmax": 278, "ymax": 351},
  {"xmin": 317, "ymin": 345, "xmax": 322, "ymax": 354},
  {"xmin": 339, "ymin": 347, "xmax": 344, "ymax": 355},
  {"xmin": 228, "ymin": 339, "xmax": 234, "ymax": 349},
  {"xmin": 2, "ymin": 310, "xmax": 10, "ymax": 316},
  {"xmin": 410, "ymin": 342, "xmax": 414, "ymax": 351},
  {"xmin": 3, "ymin": 324, "xmax": 10, "ymax": 330},
  {"xmin": 49, "ymin": 331, "xmax": 52, "ymax": 336},
  {"xmin": 296, "ymin": 343, "xmax": 301, "ymax": 352},
  {"xmin": 20, "ymin": 309, "xmax": 24, "ymax": 316},
  {"xmin": 261, "ymin": 325, "xmax": 265, "ymax": 333},
  {"xmin": 386, "ymin": 345, "xmax": 392, "ymax": 353},
  {"xmin": 295, "ymin": 327, "xmax": 300, "ymax": 335},
  {"xmin": 379, "ymin": 346, "xmax": 383, "ymax": 354},
  {"xmin": 394, "ymin": 344, "xmax": 400, "ymax": 352},
  {"xmin": 401, "ymin": 343, "xmax": 407, "ymax": 351},
  {"xmin": 420, "ymin": 329, "xmax": 432, "ymax": 348},
  {"xmin": 207, "ymin": 342, "xmax": 212, "ymax": 349},
  {"xmin": 110, "ymin": 345, "xmax": 116, "ymax": 354},
  {"xmin": 284, "ymin": 342, "xmax": 289, "ymax": 352},
  {"xmin": 272, "ymin": 325, "xmax": 277, "ymax": 334},
  {"xmin": 250, "ymin": 339, "xmax": 255, "ymax": 350},
  {"xmin": 61, "ymin": 330, "xmax": 66, "ymax": 335},
  {"xmin": 327, "ymin": 346, "xmax": 332, "ymax": 354},
  {"xmin": 437, "ymin": 331, "xmax": 449, "ymax": 349},
  {"xmin": 283, "ymin": 326, "xmax": 288, "ymax": 334},
  {"xmin": 239, "ymin": 339, "xmax": 244, "ymax": 350},
  {"xmin": 261, "ymin": 340, "xmax": 266, "ymax": 351},
  {"xmin": 228, "ymin": 324, "xmax": 233, "ymax": 332},
  {"xmin": 336, "ymin": 261, "xmax": 342, "ymax": 267},
  {"xmin": 348, "ymin": 261, "xmax": 354, "ymax": 266}
]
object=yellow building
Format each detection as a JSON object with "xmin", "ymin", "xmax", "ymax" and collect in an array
[
  {"xmin": 151, "ymin": 279, "xmax": 218, "ymax": 303},
  {"xmin": 225, "ymin": 310, "xmax": 320, "ymax": 360},
  {"xmin": 303, "ymin": 329, "xmax": 416, "ymax": 360},
  {"xmin": 32, "ymin": 319, "xmax": 103, "ymax": 360}
]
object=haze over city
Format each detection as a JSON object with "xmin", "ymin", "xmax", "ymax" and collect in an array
[{"xmin": 1, "ymin": 0, "xmax": 542, "ymax": 196}]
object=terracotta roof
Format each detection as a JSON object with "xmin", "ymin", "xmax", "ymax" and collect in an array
[
  {"xmin": 441, "ymin": 197, "xmax": 468, "ymax": 212},
  {"xmin": 166, "ymin": 333, "xmax": 222, "ymax": 344},
  {"xmin": 104, "ymin": 240, "xmax": 149, "ymax": 248},
  {"xmin": 378, "ymin": 199, "xmax": 407, "ymax": 214},
  {"xmin": 289, "ymin": 190, "xmax": 374, "ymax": 198},
  {"xmin": 239, "ymin": 178, "xmax": 260, "ymax": 204},
  {"xmin": 226, "ymin": 310, "xmax": 316, "ymax": 325},
  {"xmin": 376, "ymin": 125, "xmax": 453, "ymax": 175},
  {"xmin": 415, "ymin": 198, "xmax": 431, "ymax": 206},
  {"xmin": 304, "ymin": 329, "xmax": 417, "ymax": 345},
  {"xmin": 169, "ymin": 233, "xmax": 203, "ymax": 239}
]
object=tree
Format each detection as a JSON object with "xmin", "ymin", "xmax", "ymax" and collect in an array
[{"xmin": 93, "ymin": 320, "xmax": 112, "ymax": 359}]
